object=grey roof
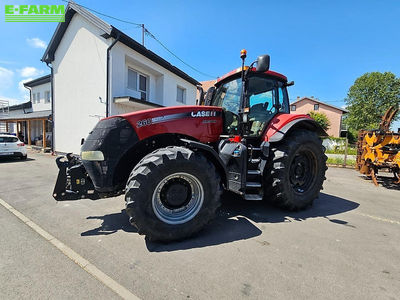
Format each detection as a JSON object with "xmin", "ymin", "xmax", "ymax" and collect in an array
[
  {"xmin": 290, "ymin": 97, "xmax": 348, "ymax": 113},
  {"xmin": 0, "ymin": 110, "xmax": 51, "ymax": 121},
  {"xmin": 1, "ymin": 101, "xmax": 32, "ymax": 112},
  {"xmin": 23, "ymin": 75, "xmax": 51, "ymax": 88},
  {"xmin": 41, "ymin": 2, "xmax": 199, "ymax": 86}
]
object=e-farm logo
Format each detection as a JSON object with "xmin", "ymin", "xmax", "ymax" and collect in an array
[{"xmin": 5, "ymin": 4, "xmax": 65, "ymax": 22}]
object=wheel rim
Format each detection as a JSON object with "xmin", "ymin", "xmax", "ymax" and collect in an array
[
  {"xmin": 152, "ymin": 172, "xmax": 204, "ymax": 225},
  {"xmin": 289, "ymin": 148, "xmax": 317, "ymax": 194}
]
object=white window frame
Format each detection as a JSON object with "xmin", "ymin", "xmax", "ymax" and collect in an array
[
  {"xmin": 127, "ymin": 67, "xmax": 148, "ymax": 101},
  {"xmin": 36, "ymin": 92, "xmax": 40, "ymax": 103},
  {"xmin": 176, "ymin": 86, "xmax": 186, "ymax": 104},
  {"xmin": 290, "ymin": 105, "xmax": 296, "ymax": 111},
  {"xmin": 314, "ymin": 104, "xmax": 319, "ymax": 111},
  {"xmin": 45, "ymin": 91, "xmax": 51, "ymax": 103}
]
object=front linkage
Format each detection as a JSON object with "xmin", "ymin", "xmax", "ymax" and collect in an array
[
  {"xmin": 53, "ymin": 154, "xmax": 122, "ymax": 201},
  {"xmin": 53, "ymin": 154, "xmax": 100, "ymax": 201}
]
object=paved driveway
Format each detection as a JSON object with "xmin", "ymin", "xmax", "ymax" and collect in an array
[{"xmin": 0, "ymin": 151, "xmax": 399, "ymax": 299}]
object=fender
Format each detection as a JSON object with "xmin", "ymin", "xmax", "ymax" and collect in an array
[
  {"xmin": 180, "ymin": 138, "xmax": 228, "ymax": 188},
  {"xmin": 264, "ymin": 113, "xmax": 327, "ymax": 142}
]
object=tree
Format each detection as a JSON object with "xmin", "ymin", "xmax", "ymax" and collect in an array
[
  {"xmin": 308, "ymin": 111, "xmax": 331, "ymax": 131},
  {"xmin": 344, "ymin": 72, "xmax": 400, "ymax": 130}
]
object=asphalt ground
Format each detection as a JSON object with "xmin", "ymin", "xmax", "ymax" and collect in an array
[{"xmin": 0, "ymin": 151, "xmax": 399, "ymax": 299}]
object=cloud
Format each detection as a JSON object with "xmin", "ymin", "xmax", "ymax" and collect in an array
[
  {"xmin": 0, "ymin": 67, "xmax": 14, "ymax": 90},
  {"xmin": 18, "ymin": 78, "xmax": 33, "ymax": 102},
  {"xmin": 26, "ymin": 37, "xmax": 47, "ymax": 49},
  {"xmin": 18, "ymin": 78, "xmax": 33, "ymax": 94},
  {"xmin": 19, "ymin": 67, "xmax": 44, "ymax": 78}
]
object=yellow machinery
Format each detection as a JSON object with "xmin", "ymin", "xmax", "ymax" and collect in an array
[{"xmin": 356, "ymin": 106, "xmax": 400, "ymax": 185}]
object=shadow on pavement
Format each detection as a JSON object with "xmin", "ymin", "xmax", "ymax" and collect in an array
[
  {"xmin": 360, "ymin": 174, "xmax": 400, "ymax": 191},
  {"xmin": 81, "ymin": 192, "xmax": 359, "ymax": 251},
  {"xmin": 146, "ymin": 192, "xmax": 359, "ymax": 252},
  {"xmin": 81, "ymin": 209, "xmax": 137, "ymax": 236}
]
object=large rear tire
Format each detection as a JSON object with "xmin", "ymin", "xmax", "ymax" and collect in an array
[
  {"xmin": 125, "ymin": 146, "xmax": 222, "ymax": 242},
  {"xmin": 264, "ymin": 129, "xmax": 327, "ymax": 211}
]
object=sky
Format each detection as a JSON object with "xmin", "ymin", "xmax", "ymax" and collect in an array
[{"xmin": 0, "ymin": 0, "xmax": 399, "ymax": 129}]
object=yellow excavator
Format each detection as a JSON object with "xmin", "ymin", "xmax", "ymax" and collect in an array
[{"xmin": 356, "ymin": 105, "xmax": 400, "ymax": 185}]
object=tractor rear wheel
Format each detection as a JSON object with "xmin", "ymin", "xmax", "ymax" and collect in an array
[
  {"xmin": 264, "ymin": 129, "xmax": 327, "ymax": 211},
  {"xmin": 125, "ymin": 146, "xmax": 222, "ymax": 242}
]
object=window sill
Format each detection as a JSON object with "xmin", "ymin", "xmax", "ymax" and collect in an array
[{"xmin": 114, "ymin": 96, "xmax": 163, "ymax": 109}]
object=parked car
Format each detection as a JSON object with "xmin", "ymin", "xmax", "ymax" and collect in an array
[{"xmin": 0, "ymin": 134, "xmax": 27, "ymax": 160}]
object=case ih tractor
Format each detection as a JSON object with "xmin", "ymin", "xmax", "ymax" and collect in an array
[{"xmin": 53, "ymin": 50, "xmax": 327, "ymax": 242}]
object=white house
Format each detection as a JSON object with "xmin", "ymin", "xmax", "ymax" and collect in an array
[
  {"xmin": 23, "ymin": 75, "xmax": 53, "ymax": 147},
  {"xmin": 0, "ymin": 75, "xmax": 52, "ymax": 149},
  {"xmin": 41, "ymin": 2, "xmax": 199, "ymax": 154}
]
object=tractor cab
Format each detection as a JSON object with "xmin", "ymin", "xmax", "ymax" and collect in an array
[
  {"xmin": 199, "ymin": 50, "xmax": 292, "ymax": 141},
  {"xmin": 211, "ymin": 70, "xmax": 290, "ymax": 137}
]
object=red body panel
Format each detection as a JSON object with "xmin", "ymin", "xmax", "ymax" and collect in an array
[
  {"xmin": 117, "ymin": 105, "xmax": 223, "ymax": 143},
  {"xmin": 263, "ymin": 113, "xmax": 313, "ymax": 141}
]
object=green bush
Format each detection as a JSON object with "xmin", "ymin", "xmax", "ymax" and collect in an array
[{"xmin": 308, "ymin": 111, "xmax": 331, "ymax": 131}]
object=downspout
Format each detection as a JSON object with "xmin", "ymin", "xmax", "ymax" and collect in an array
[
  {"xmin": 46, "ymin": 62, "xmax": 55, "ymax": 154},
  {"xmin": 25, "ymin": 86, "xmax": 32, "ymax": 144},
  {"xmin": 106, "ymin": 34, "xmax": 120, "ymax": 117}
]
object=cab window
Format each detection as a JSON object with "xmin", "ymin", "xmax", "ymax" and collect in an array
[
  {"xmin": 212, "ymin": 78, "xmax": 242, "ymax": 135},
  {"xmin": 278, "ymin": 86, "xmax": 289, "ymax": 113},
  {"xmin": 248, "ymin": 76, "xmax": 277, "ymax": 136}
]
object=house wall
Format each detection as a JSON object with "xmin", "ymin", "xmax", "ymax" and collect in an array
[
  {"xmin": 31, "ymin": 82, "xmax": 51, "ymax": 112},
  {"xmin": 52, "ymin": 13, "xmax": 109, "ymax": 154},
  {"xmin": 291, "ymin": 98, "xmax": 343, "ymax": 137},
  {"xmin": 51, "ymin": 13, "xmax": 197, "ymax": 154},
  {"xmin": 109, "ymin": 42, "xmax": 197, "ymax": 115}
]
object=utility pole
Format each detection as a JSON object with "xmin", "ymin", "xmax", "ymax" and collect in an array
[{"xmin": 141, "ymin": 24, "xmax": 145, "ymax": 46}]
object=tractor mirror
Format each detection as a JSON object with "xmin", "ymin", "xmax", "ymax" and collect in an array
[
  {"xmin": 256, "ymin": 55, "xmax": 270, "ymax": 73},
  {"xmin": 197, "ymin": 85, "xmax": 205, "ymax": 105},
  {"xmin": 205, "ymin": 86, "xmax": 216, "ymax": 106}
]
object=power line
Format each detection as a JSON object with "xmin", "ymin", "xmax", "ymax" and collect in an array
[
  {"xmin": 62, "ymin": 0, "xmax": 217, "ymax": 79},
  {"xmin": 61, "ymin": 0, "xmax": 141, "ymax": 27},
  {"xmin": 144, "ymin": 29, "xmax": 217, "ymax": 78}
]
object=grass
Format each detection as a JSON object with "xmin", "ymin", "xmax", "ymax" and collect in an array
[
  {"xmin": 325, "ymin": 148, "xmax": 357, "ymax": 155},
  {"xmin": 326, "ymin": 157, "xmax": 356, "ymax": 167}
]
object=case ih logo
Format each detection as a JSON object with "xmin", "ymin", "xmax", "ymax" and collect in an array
[
  {"xmin": 191, "ymin": 111, "xmax": 217, "ymax": 118},
  {"xmin": 136, "ymin": 111, "xmax": 219, "ymax": 128}
]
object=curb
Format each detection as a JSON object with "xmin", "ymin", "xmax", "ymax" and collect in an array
[{"xmin": 327, "ymin": 164, "xmax": 356, "ymax": 169}]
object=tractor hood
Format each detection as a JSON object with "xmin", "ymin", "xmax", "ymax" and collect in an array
[{"xmin": 113, "ymin": 105, "xmax": 224, "ymax": 143}]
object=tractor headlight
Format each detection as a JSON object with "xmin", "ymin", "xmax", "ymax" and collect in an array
[{"xmin": 81, "ymin": 151, "xmax": 104, "ymax": 161}]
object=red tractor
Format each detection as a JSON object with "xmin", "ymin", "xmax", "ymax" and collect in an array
[{"xmin": 53, "ymin": 51, "xmax": 327, "ymax": 242}]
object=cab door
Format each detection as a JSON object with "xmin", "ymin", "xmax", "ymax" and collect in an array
[{"xmin": 247, "ymin": 76, "xmax": 278, "ymax": 136}]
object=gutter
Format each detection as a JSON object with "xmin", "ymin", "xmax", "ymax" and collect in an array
[{"xmin": 106, "ymin": 34, "xmax": 121, "ymax": 117}]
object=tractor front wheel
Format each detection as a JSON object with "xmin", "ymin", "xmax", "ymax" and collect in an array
[
  {"xmin": 264, "ymin": 129, "xmax": 327, "ymax": 211},
  {"xmin": 125, "ymin": 146, "xmax": 222, "ymax": 242}
]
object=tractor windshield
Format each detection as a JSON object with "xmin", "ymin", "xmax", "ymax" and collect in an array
[{"xmin": 212, "ymin": 75, "xmax": 288, "ymax": 136}]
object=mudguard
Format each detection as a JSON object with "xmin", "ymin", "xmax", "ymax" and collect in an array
[
  {"xmin": 264, "ymin": 114, "xmax": 327, "ymax": 142},
  {"xmin": 180, "ymin": 138, "xmax": 228, "ymax": 187}
]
